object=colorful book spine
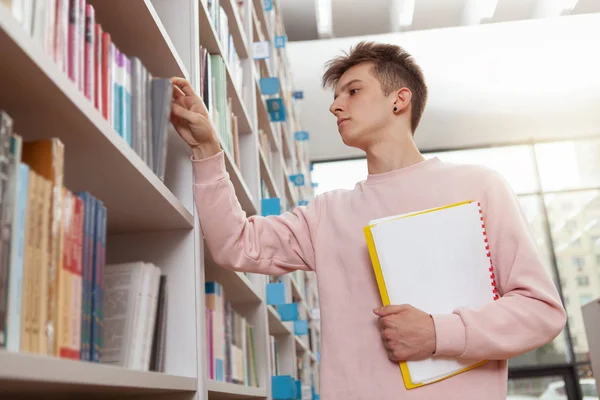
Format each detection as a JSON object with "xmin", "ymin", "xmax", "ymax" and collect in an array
[
  {"xmin": 6, "ymin": 163, "xmax": 29, "ymax": 352},
  {"xmin": 68, "ymin": 0, "xmax": 80, "ymax": 85},
  {"xmin": 84, "ymin": 4, "xmax": 95, "ymax": 102},
  {"xmin": 90, "ymin": 200, "xmax": 106, "ymax": 362}
]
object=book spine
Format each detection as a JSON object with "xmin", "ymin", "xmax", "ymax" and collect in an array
[
  {"xmin": 101, "ymin": 33, "xmax": 111, "ymax": 122},
  {"xmin": 94, "ymin": 24, "xmax": 103, "ymax": 114},
  {"xmin": 83, "ymin": 4, "xmax": 95, "ymax": 102},
  {"xmin": 67, "ymin": 0, "xmax": 79, "ymax": 85},
  {"xmin": 6, "ymin": 163, "xmax": 29, "ymax": 352},
  {"xmin": 69, "ymin": 196, "xmax": 84, "ymax": 359},
  {"xmin": 477, "ymin": 202, "xmax": 499, "ymax": 301},
  {"xmin": 78, "ymin": 0, "xmax": 85, "ymax": 92}
]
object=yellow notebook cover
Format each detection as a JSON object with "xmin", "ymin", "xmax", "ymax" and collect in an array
[{"xmin": 364, "ymin": 200, "xmax": 498, "ymax": 389}]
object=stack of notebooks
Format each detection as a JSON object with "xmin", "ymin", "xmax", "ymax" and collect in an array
[{"xmin": 364, "ymin": 200, "xmax": 499, "ymax": 389}]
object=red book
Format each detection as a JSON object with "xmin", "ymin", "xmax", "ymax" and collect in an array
[
  {"xmin": 84, "ymin": 4, "xmax": 95, "ymax": 102},
  {"xmin": 101, "ymin": 32, "xmax": 112, "ymax": 122},
  {"xmin": 94, "ymin": 23, "xmax": 103, "ymax": 114}
]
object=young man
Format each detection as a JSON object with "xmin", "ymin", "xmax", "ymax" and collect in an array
[{"xmin": 170, "ymin": 41, "xmax": 566, "ymax": 399}]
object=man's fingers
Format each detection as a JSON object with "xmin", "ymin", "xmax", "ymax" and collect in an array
[
  {"xmin": 171, "ymin": 102, "xmax": 199, "ymax": 124},
  {"xmin": 171, "ymin": 77, "xmax": 196, "ymax": 97},
  {"xmin": 373, "ymin": 304, "xmax": 411, "ymax": 317}
]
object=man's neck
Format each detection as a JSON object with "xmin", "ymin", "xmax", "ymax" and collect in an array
[{"xmin": 365, "ymin": 129, "xmax": 425, "ymax": 175}]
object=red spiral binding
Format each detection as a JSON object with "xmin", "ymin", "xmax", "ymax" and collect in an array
[{"xmin": 477, "ymin": 202, "xmax": 500, "ymax": 301}]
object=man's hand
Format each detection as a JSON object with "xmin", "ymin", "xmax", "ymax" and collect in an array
[
  {"xmin": 373, "ymin": 304, "xmax": 437, "ymax": 362},
  {"xmin": 170, "ymin": 77, "xmax": 221, "ymax": 159}
]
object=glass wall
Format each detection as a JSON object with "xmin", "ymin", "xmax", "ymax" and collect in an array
[{"xmin": 311, "ymin": 137, "xmax": 600, "ymax": 400}]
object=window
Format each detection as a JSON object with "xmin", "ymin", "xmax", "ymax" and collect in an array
[
  {"xmin": 508, "ymin": 376, "xmax": 566, "ymax": 399},
  {"xmin": 311, "ymin": 158, "xmax": 367, "ymax": 195},
  {"xmin": 426, "ymin": 145, "xmax": 539, "ymax": 195},
  {"xmin": 577, "ymin": 276, "xmax": 590, "ymax": 287},
  {"xmin": 580, "ymin": 294, "xmax": 594, "ymax": 306},
  {"xmin": 573, "ymin": 257, "xmax": 586, "ymax": 268},
  {"xmin": 535, "ymin": 138, "xmax": 600, "ymax": 191}
]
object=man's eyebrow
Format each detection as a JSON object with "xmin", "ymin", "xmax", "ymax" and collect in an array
[{"xmin": 334, "ymin": 79, "xmax": 362, "ymax": 100}]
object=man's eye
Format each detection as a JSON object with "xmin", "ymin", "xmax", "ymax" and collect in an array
[{"xmin": 349, "ymin": 89, "xmax": 358, "ymax": 95}]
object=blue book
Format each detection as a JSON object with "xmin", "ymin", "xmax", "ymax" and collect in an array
[
  {"xmin": 90, "ymin": 200, "xmax": 106, "ymax": 362},
  {"xmin": 6, "ymin": 163, "xmax": 29, "ymax": 352},
  {"xmin": 76, "ymin": 191, "xmax": 96, "ymax": 361}
]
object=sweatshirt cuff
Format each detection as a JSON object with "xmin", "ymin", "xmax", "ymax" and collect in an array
[
  {"xmin": 431, "ymin": 314, "xmax": 466, "ymax": 357},
  {"xmin": 191, "ymin": 150, "xmax": 227, "ymax": 184}
]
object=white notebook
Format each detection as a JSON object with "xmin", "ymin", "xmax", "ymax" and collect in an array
[{"xmin": 364, "ymin": 200, "xmax": 499, "ymax": 389}]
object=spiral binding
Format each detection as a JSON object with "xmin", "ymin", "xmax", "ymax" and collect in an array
[{"xmin": 477, "ymin": 202, "xmax": 500, "ymax": 301}]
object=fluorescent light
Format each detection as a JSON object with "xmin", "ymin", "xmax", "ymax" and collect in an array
[
  {"xmin": 462, "ymin": 0, "xmax": 498, "ymax": 25},
  {"xmin": 316, "ymin": 0, "xmax": 332, "ymax": 37}
]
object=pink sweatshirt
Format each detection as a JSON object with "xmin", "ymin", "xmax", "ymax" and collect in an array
[{"xmin": 192, "ymin": 151, "xmax": 567, "ymax": 400}]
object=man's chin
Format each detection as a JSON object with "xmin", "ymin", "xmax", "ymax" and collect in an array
[{"xmin": 340, "ymin": 133, "xmax": 367, "ymax": 151}]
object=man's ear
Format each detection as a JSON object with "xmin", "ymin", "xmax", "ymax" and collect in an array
[{"xmin": 393, "ymin": 87, "xmax": 412, "ymax": 113}]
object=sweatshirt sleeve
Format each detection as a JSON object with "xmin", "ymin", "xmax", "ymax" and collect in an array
[
  {"xmin": 431, "ymin": 169, "xmax": 567, "ymax": 360},
  {"xmin": 192, "ymin": 151, "xmax": 319, "ymax": 275}
]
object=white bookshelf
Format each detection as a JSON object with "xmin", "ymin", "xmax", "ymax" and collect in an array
[{"xmin": 0, "ymin": 0, "xmax": 320, "ymax": 399}]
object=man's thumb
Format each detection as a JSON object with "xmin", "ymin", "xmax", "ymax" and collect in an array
[{"xmin": 373, "ymin": 304, "xmax": 409, "ymax": 317}]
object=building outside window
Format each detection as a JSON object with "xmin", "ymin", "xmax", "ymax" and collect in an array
[{"xmin": 311, "ymin": 137, "xmax": 600, "ymax": 399}]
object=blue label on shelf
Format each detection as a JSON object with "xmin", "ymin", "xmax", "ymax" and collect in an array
[
  {"xmin": 261, "ymin": 197, "xmax": 281, "ymax": 216},
  {"xmin": 272, "ymin": 376, "xmax": 296, "ymax": 399},
  {"xmin": 289, "ymin": 174, "xmax": 305, "ymax": 187},
  {"xmin": 260, "ymin": 77, "xmax": 280, "ymax": 95},
  {"xmin": 294, "ymin": 131, "xmax": 309, "ymax": 141},
  {"xmin": 252, "ymin": 41, "xmax": 270, "ymax": 60},
  {"xmin": 267, "ymin": 98, "xmax": 286, "ymax": 121},
  {"xmin": 264, "ymin": 0, "xmax": 273, "ymax": 11},
  {"xmin": 298, "ymin": 200, "xmax": 309, "ymax": 207},
  {"xmin": 293, "ymin": 91, "xmax": 304, "ymax": 99},
  {"xmin": 277, "ymin": 303, "xmax": 299, "ymax": 321},
  {"xmin": 266, "ymin": 282, "xmax": 286, "ymax": 306},
  {"xmin": 294, "ymin": 320, "xmax": 308, "ymax": 335},
  {"xmin": 274, "ymin": 35, "xmax": 287, "ymax": 49},
  {"xmin": 311, "ymin": 182, "xmax": 318, "ymax": 188}
]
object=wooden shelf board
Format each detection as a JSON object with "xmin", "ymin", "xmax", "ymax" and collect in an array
[
  {"xmin": 280, "ymin": 156, "xmax": 298, "ymax": 207},
  {"xmin": 205, "ymin": 256, "xmax": 263, "ymax": 304},
  {"xmin": 222, "ymin": 144, "xmax": 257, "ymax": 216},
  {"xmin": 0, "ymin": 6, "xmax": 193, "ymax": 233},
  {"xmin": 258, "ymin": 145, "xmax": 281, "ymax": 200},
  {"xmin": 294, "ymin": 335, "xmax": 310, "ymax": 354},
  {"xmin": 86, "ymin": 0, "xmax": 189, "ymax": 80},
  {"xmin": 267, "ymin": 305, "xmax": 293, "ymax": 336},
  {"xmin": 290, "ymin": 276, "xmax": 306, "ymax": 305},
  {"xmin": 220, "ymin": 0, "xmax": 250, "ymax": 59},
  {"xmin": 252, "ymin": 0, "xmax": 273, "ymax": 42},
  {"xmin": 0, "ymin": 351, "xmax": 196, "ymax": 396},
  {"xmin": 207, "ymin": 380, "xmax": 266, "ymax": 399},
  {"xmin": 199, "ymin": 0, "xmax": 252, "ymax": 134}
]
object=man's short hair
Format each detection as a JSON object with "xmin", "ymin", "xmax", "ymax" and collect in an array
[{"xmin": 322, "ymin": 41, "xmax": 428, "ymax": 133}]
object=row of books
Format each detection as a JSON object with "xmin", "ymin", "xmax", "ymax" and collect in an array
[
  {"xmin": 207, "ymin": 0, "xmax": 244, "ymax": 96},
  {"xmin": 205, "ymin": 281, "xmax": 259, "ymax": 386},
  {"xmin": 103, "ymin": 262, "xmax": 167, "ymax": 372},
  {"xmin": 201, "ymin": 48, "xmax": 242, "ymax": 168},
  {"xmin": 0, "ymin": 111, "xmax": 107, "ymax": 363},
  {"xmin": 3, "ymin": 0, "xmax": 173, "ymax": 181},
  {"xmin": 268, "ymin": 335, "xmax": 280, "ymax": 376}
]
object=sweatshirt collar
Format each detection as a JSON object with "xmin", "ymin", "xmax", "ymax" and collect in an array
[{"xmin": 364, "ymin": 157, "xmax": 441, "ymax": 185}]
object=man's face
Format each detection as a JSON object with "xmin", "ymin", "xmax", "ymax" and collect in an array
[{"xmin": 329, "ymin": 62, "xmax": 393, "ymax": 150}]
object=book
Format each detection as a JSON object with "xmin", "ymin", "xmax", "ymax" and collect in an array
[{"xmin": 363, "ymin": 200, "xmax": 499, "ymax": 389}]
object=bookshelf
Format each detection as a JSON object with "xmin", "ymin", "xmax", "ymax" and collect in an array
[{"xmin": 0, "ymin": 0, "xmax": 320, "ymax": 400}]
